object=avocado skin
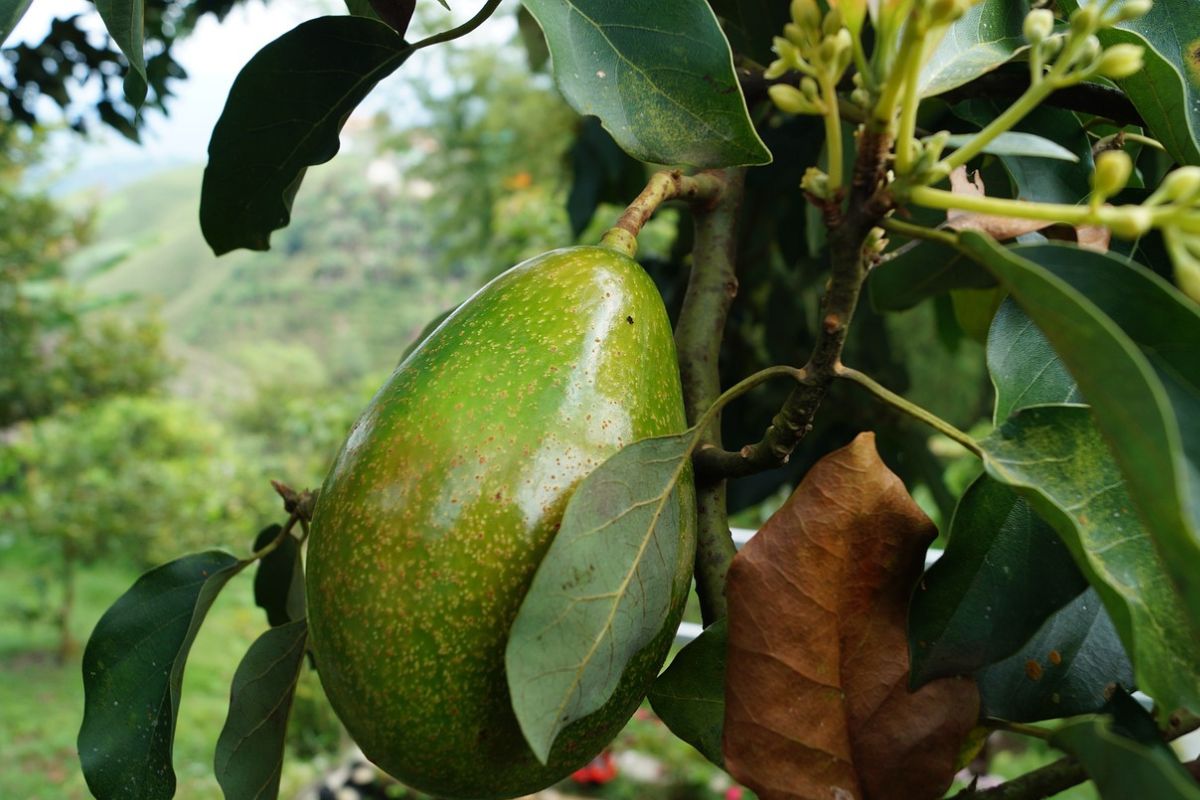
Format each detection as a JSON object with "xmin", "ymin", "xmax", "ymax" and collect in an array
[{"xmin": 306, "ymin": 246, "xmax": 696, "ymax": 799}]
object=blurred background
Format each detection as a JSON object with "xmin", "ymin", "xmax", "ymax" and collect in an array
[{"xmin": 0, "ymin": 1, "xmax": 1070, "ymax": 798}]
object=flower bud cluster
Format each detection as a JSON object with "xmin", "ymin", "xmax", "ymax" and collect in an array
[
  {"xmin": 766, "ymin": 0, "xmax": 854, "ymax": 116},
  {"xmin": 1024, "ymin": 3, "xmax": 1150, "ymax": 87}
]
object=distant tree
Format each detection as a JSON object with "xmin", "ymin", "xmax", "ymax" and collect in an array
[
  {"xmin": 0, "ymin": 126, "xmax": 171, "ymax": 426},
  {"xmin": 0, "ymin": 0, "xmax": 244, "ymax": 138}
]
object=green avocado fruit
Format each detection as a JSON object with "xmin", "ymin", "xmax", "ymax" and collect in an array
[{"xmin": 306, "ymin": 245, "xmax": 696, "ymax": 799}]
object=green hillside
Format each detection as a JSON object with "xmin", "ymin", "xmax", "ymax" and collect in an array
[{"xmin": 68, "ymin": 154, "xmax": 502, "ymax": 396}]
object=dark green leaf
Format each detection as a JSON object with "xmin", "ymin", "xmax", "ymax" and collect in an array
[
  {"xmin": 909, "ymin": 476, "xmax": 1087, "ymax": 686},
  {"xmin": 566, "ymin": 117, "xmax": 647, "ymax": 237},
  {"xmin": 706, "ymin": 0, "xmax": 789, "ymax": 65},
  {"xmin": 520, "ymin": 0, "xmax": 770, "ymax": 168},
  {"xmin": 79, "ymin": 551, "xmax": 244, "ymax": 800},
  {"xmin": 987, "ymin": 297, "xmax": 1083, "ymax": 423},
  {"xmin": 868, "ymin": 240, "xmax": 996, "ymax": 312},
  {"xmin": 918, "ymin": 0, "xmax": 1029, "ymax": 97},
  {"xmin": 361, "ymin": 0, "xmax": 415, "ymax": 33},
  {"xmin": 1061, "ymin": 0, "xmax": 1200, "ymax": 166},
  {"xmin": 1053, "ymin": 715, "xmax": 1200, "ymax": 799},
  {"xmin": 961, "ymin": 234, "xmax": 1200, "ymax": 632},
  {"xmin": 200, "ymin": 17, "xmax": 410, "ymax": 255},
  {"xmin": 506, "ymin": 431, "xmax": 697, "ymax": 764},
  {"xmin": 253, "ymin": 526, "xmax": 305, "ymax": 628},
  {"xmin": 94, "ymin": 0, "xmax": 148, "ymax": 103},
  {"xmin": 0, "ymin": 0, "xmax": 33, "ymax": 46},
  {"xmin": 648, "ymin": 619, "xmax": 726, "ymax": 767},
  {"xmin": 943, "ymin": 131, "xmax": 1079, "ymax": 162},
  {"xmin": 214, "ymin": 620, "xmax": 309, "ymax": 800},
  {"xmin": 516, "ymin": 6, "xmax": 549, "ymax": 71},
  {"xmin": 977, "ymin": 588, "xmax": 1133, "ymax": 722},
  {"xmin": 954, "ymin": 103, "xmax": 1094, "ymax": 203},
  {"xmin": 981, "ymin": 404, "xmax": 1200, "ymax": 713}
]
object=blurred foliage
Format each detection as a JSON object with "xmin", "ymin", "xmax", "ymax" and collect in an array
[
  {"xmin": 0, "ymin": 126, "xmax": 170, "ymax": 426},
  {"xmin": 3, "ymin": 395, "xmax": 269, "ymax": 565},
  {"xmin": 386, "ymin": 38, "xmax": 578, "ymax": 279},
  {"xmin": 1, "ymin": 0, "xmax": 244, "ymax": 138}
]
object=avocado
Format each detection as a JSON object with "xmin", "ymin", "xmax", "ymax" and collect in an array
[{"xmin": 306, "ymin": 245, "xmax": 695, "ymax": 799}]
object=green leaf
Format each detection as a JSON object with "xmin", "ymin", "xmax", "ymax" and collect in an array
[
  {"xmin": 706, "ymin": 0, "xmax": 789, "ymax": 65},
  {"xmin": 0, "ymin": 0, "xmax": 33, "ymax": 47},
  {"xmin": 214, "ymin": 619, "xmax": 309, "ymax": 800},
  {"xmin": 960, "ymin": 234, "xmax": 1200, "ymax": 632},
  {"xmin": 516, "ymin": 6, "xmax": 549, "ymax": 71},
  {"xmin": 943, "ymin": 131, "xmax": 1080, "ymax": 162},
  {"xmin": 981, "ymin": 405, "xmax": 1200, "ymax": 713},
  {"xmin": 506, "ymin": 431, "xmax": 697, "ymax": 764},
  {"xmin": 988, "ymin": 297, "xmax": 1083, "ymax": 424},
  {"xmin": 343, "ymin": 0, "xmax": 415, "ymax": 34},
  {"xmin": 868, "ymin": 240, "xmax": 996, "ymax": 312},
  {"xmin": 977, "ymin": 588, "xmax": 1133, "ymax": 722},
  {"xmin": 94, "ymin": 0, "xmax": 148, "ymax": 104},
  {"xmin": 520, "ymin": 0, "xmax": 770, "ymax": 168},
  {"xmin": 78, "ymin": 551, "xmax": 244, "ymax": 800},
  {"xmin": 566, "ymin": 117, "xmax": 647, "ymax": 238},
  {"xmin": 252, "ymin": 526, "xmax": 306, "ymax": 628},
  {"xmin": 909, "ymin": 476, "xmax": 1087, "ymax": 686},
  {"xmin": 1061, "ymin": 0, "xmax": 1200, "ymax": 166},
  {"xmin": 918, "ymin": 0, "xmax": 1030, "ymax": 97},
  {"xmin": 954, "ymin": 103, "xmax": 1094, "ymax": 203},
  {"xmin": 647, "ymin": 618, "xmax": 726, "ymax": 767},
  {"xmin": 200, "ymin": 17, "xmax": 410, "ymax": 255},
  {"xmin": 1053, "ymin": 716, "xmax": 1200, "ymax": 799}
]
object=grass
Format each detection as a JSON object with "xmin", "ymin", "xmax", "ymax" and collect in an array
[{"xmin": 0, "ymin": 549, "xmax": 337, "ymax": 800}]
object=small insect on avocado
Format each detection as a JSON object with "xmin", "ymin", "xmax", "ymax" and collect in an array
[{"xmin": 306, "ymin": 245, "xmax": 696, "ymax": 799}]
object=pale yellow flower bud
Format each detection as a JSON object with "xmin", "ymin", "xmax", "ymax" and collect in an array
[
  {"xmin": 769, "ymin": 84, "xmax": 815, "ymax": 115},
  {"xmin": 1094, "ymin": 44, "xmax": 1145, "ymax": 79},
  {"xmin": 1092, "ymin": 151, "xmax": 1133, "ymax": 199},
  {"xmin": 1023, "ymin": 9, "xmax": 1054, "ymax": 44}
]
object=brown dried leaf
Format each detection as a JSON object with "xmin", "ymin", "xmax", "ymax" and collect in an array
[
  {"xmin": 942, "ymin": 168, "xmax": 1111, "ymax": 253},
  {"xmin": 945, "ymin": 167, "xmax": 1052, "ymax": 240},
  {"xmin": 723, "ymin": 433, "xmax": 979, "ymax": 800}
]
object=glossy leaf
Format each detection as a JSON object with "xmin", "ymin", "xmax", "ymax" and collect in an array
[
  {"xmin": 919, "ymin": 0, "xmax": 1029, "ymax": 97},
  {"xmin": 648, "ymin": 619, "xmax": 726, "ymax": 767},
  {"xmin": 981, "ymin": 404, "xmax": 1200, "ymax": 713},
  {"xmin": 516, "ymin": 6, "xmax": 549, "ymax": 71},
  {"xmin": 868, "ymin": 240, "xmax": 996, "ymax": 312},
  {"xmin": 566, "ymin": 117, "xmax": 647, "ymax": 237},
  {"xmin": 214, "ymin": 620, "xmax": 309, "ymax": 800},
  {"xmin": 1053, "ymin": 716, "xmax": 1200, "ymax": 799},
  {"xmin": 78, "ymin": 551, "xmax": 244, "ymax": 800},
  {"xmin": 201, "ymin": 17, "xmax": 410, "ymax": 255},
  {"xmin": 724, "ymin": 434, "xmax": 978, "ymax": 800},
  {"xmin": 942, "ymin": 131, "xmax": 1079, "ymax": 162},
  {"xmin": 960, "ymin": 234, "xmax": 1200, "ymax": 629},
  {"xmin": 521, "ymin": 0, "xmax": 770, "ymax": 168},
  {"xmin": 954, "ymin": 103, "xmax": 1094, "ymax": 204},
  {"xmin": 987, "ymin": 297, "xmax": 1083, "ymax": 423},
  {"xmin": 977, "ymin": 588, "xmax": 1134, "ymax": 722},
  {"xmin": 0, "ymin": 0, "xmax": 33, "ymax": 46},
  {"xmin": 1061, "ymin": 0, "xmax": 1200, "ymax": 165},
  {"xmin": 94, "ymin": 0, "xmax": 147, "ymax": 103},
  {"xmin": 506, "ymin": 431, "xmax": 697, "ymax": 764},
  {"xmin": 252, "ymin": 526, "xmax": 306, "ymax": 628},
  {"xmin": 909, "ymin": 476, "xmax": 1087, "ymax": 686}
]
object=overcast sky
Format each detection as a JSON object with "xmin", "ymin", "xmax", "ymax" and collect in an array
[{"xmin": 7, "ymin": 0, "xmax": 516, "ymax": 180}]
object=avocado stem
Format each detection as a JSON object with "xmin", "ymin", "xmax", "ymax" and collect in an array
[{"xmin": 602, "ymin": 170, "xmax": 726, "ymax": 256}]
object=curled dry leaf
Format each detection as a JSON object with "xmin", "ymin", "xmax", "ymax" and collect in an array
[
  {"xmin": 944, "ymin": 167, "xmax": 1110, "ymax": 253},
  {"xmin": 723, "ymin": 433, "xmax": 979, "ymax": 800}
]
